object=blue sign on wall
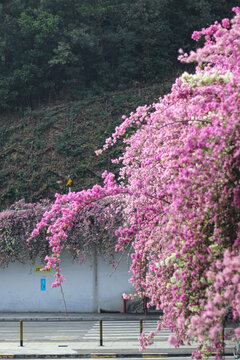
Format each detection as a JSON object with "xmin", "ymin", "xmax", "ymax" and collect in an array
[{"xmin": 41, "ymin": 278, "xmax": 46, "ymax": 291}]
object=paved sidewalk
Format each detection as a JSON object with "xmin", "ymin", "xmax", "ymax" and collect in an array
[
  {"xmin": 0, "ymin": 340, "xmax": 202, "ymax": 358},
  {"xmin": 0, "ymin": 340, "xmax": 235, "ymax": 359},
  {"xmin": 0, "ymin": 313, "xmax": 235, "ymax": 358},
  {"xmin": 0, "ymin": 312, "xmax": 161, "ymax": 322}
]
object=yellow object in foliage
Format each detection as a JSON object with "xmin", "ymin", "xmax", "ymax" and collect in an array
[{"xmin": 66, "ymin": 178, "xmax": 72, "ymax": 187}]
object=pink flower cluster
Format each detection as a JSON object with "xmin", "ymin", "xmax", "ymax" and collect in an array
[{"xmin": 30, "ymin": 8, "xmax": 240, "ymax": 359}]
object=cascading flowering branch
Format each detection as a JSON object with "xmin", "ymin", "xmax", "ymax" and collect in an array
[
  {"xmin": 30, "ymin": 7, "xmax": 240, "ymax": 359},
  {"xmin": 28, "ymin": 172, "xmax": 125, "ymax": 287},
  {"xmin": 0, "ymin": 196, "xmax": 123, "ymax": 269}
]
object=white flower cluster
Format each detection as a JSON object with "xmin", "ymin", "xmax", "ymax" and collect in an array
[
  {"xmin": 159, "ymin": 253, "xmax": 176, "ymax": 267},
  {"xmin": 181, "ymin": 70, "xmax": 232, "ymax": 87}
]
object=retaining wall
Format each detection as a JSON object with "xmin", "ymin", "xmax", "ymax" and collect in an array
[{"xmin": 0, "ymin": 251, "xmax": 133, "ymax": 312}]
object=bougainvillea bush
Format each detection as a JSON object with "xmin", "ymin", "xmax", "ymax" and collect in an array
[
  {"xmin": 64, "ymin": 195, "xmax": 124, "ymax": 262},
  {"xmin": 0, "ymin": 197, "xmax": 123, "ymax": 267},
  {"xmin": 0, "ymin": 199, "xmax": 51, "ymax": 266},
  {"xmin": 29, "ymin": 7, "xmax": 240, "ymax": 359}
]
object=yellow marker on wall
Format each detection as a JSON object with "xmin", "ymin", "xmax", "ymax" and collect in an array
[{"xmin": 35, "ymin": 266, "xmax": 52, "ymax": 273}]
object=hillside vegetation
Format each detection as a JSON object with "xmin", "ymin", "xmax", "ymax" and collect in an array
[{"xmin": 0, "ymin": 81, "xmax": 175, "ymax": 209}]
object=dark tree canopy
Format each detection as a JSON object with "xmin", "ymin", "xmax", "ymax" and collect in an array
[{"xmin": 0, "ymin": 0, "xmax": 236, "ymax": 111}]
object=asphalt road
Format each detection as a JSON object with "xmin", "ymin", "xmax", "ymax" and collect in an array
[{"xmin": 0, "ymin": 320, "xmax": 171, "ymax": 342}]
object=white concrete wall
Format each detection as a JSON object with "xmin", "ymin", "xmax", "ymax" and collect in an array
[{"xmin": 0, "ymin": 251, "xmax": 134, "ymax": 312}]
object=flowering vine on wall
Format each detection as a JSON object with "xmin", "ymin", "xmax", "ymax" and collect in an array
[
  {"xmin": 0, "ymin": 197, "xmax": 123, "ymax": 267},
  {"xmin": 0, "ymin": 199, "xmax": 51, "ymax": 266}
]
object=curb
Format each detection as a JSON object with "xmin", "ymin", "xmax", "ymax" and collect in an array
[
  {"xmin": 0, "ymin": 354, "xmax": 190, "ymax": 359},
  {"xmin": 0, "ymin": 353, "xmax": 233, "ymax": 359},
  {"xmin": 0, "ymin": 316, "xmax": 161, "ymax": 322}
]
